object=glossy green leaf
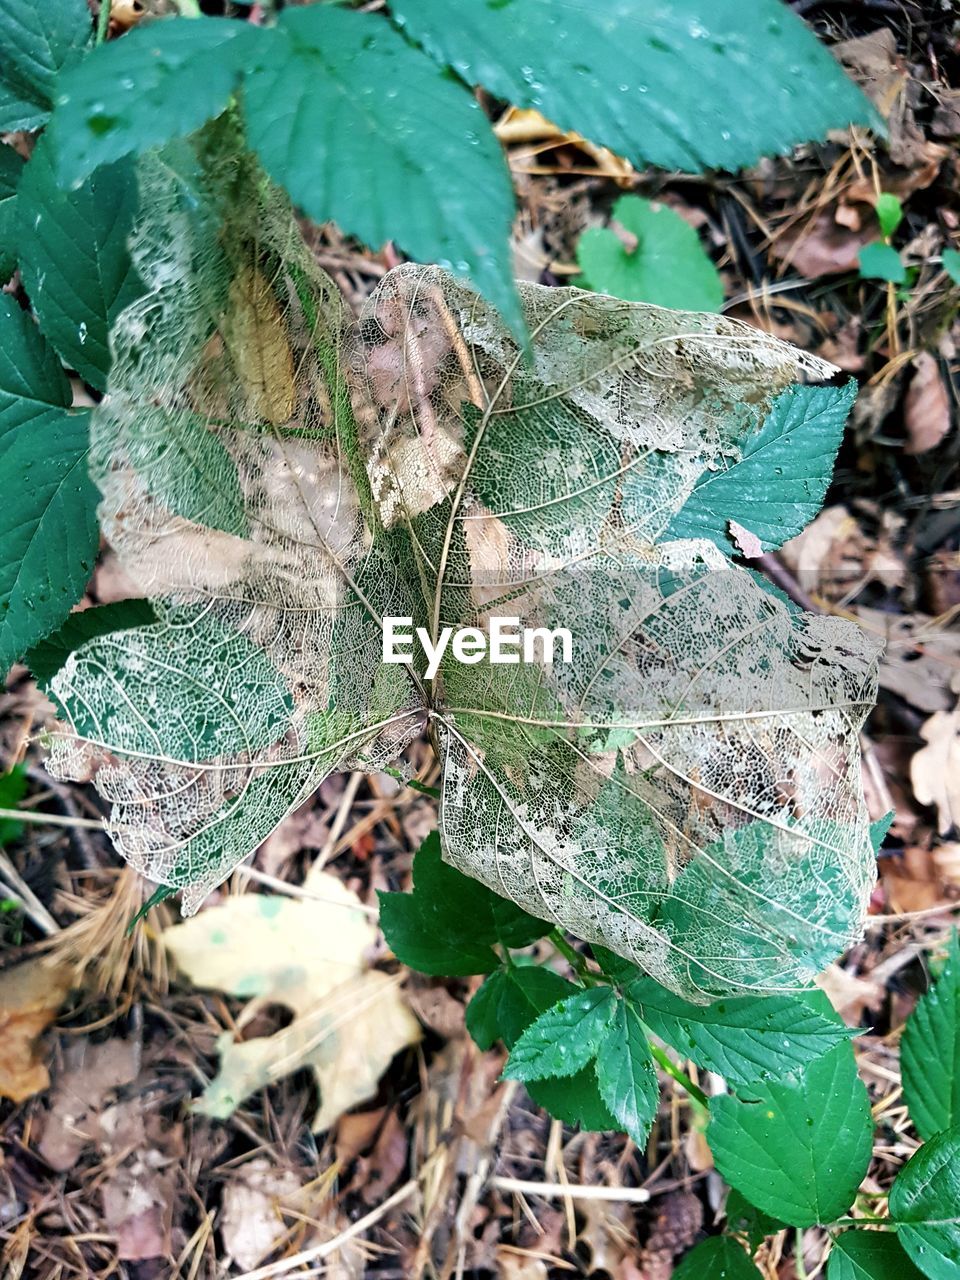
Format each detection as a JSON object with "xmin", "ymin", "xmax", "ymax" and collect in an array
[
  {"xmin": 859, "ymin": 242, "xmax": 906, "ymax": 284},
  {"xmin": 392, "ymin": 0, "xmax": 877, "ymax": 173},
  {"xmin": 0, "ymin": 0, "xmax": 91, "ymax": 132},
  {"xmin": 242, "ymin": 4, "xmax": 522, "ymax": 340},
  {"xmin": 527, "ymin": 1067, "xmax": 619, "ymax": 1132},
  {"xmin": 828, "ymin": 1232, "xmax": 925, "ymax": 1280},
  {"xmin": 577, "ymin": 194, "xmax": 723, "ymax": 310},
  {"xmin": 16, "ymin": 134, "xmax": 141, "ymax": 389},
  {"xmin": 673, "ymin": 1236, "xmax": 763, "ymax": 1280},
  {"xmin": 467, "ymin": 965, "xmax": 577, "ymax": 1051},
  {"xmin": 25, "ymin": 599, "xmax": 157, "ymax": 690},
  {"xmin": 874, "ymin": 193, "xmax": 903, "ymax": 239},
  {"xmin": 725, "ymin": 1189, "xmax": 787, "ymax": 1249},
  {"xmin": 665, "ymin": 382, "xmax": 856, "ymax": 554},
  {"xmin": 890, "ymin": 1127, "xmax": 960, "ymax": 1280},
  {"xmin": 0, "ymin": 299, "xmax": 99, "ymax": 671},
  {"xmin": 379, "ymin": 832, "xmax": 550, "ymax": 977},
  {"xmin": 595, "ymin": 999, "xmax": 659, "ymax": 1146},
  {"xmin": 0, "ymin": 765, "xmax": 28, "ymax": 846},
  {"xmin": 505, "ymin": 988, "xmax": 617, "ymax": 1082},
  {"xmin": 707, "ymin": 1041, "xmax": 872, "ymax": 1226},
  {"xmin": 942, "ymin": 248, "xmax": 960, "ymax": 285},
  {"xmin": 631, "ymin": 980, "xmax": 850, "ymax": 1086},
  {"xmin": 0, "ymin": 144, "xmax": 24, "ymax": 283},
  {"xmin": 49, "ymin": 16, "xmax": 258, "ymax": 185},
  {"xmin": 902, "ymin": 934, "xmax": 960, "ymax": 1141}
]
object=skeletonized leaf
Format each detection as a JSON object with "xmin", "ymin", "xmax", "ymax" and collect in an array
[{"xmin": 44, "ymin": 127, "xmax": 879, "ymax": 1004}]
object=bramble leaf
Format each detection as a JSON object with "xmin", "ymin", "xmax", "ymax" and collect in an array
[
  {"xmin": 379, "ymin": 832, "xmax": 550, "ymax": 976},
  {"xmin": 577, "ymin": 194, "xmax": 723, "ymax": 311},
  {"xmin": 17, "ymin": 134, "xmax": 141, "ymax": 389},
  {"xmin": 666, "ymin": 382, "xmax": 857, "ymax": 554},
  {"xmin": 828, "ymin": 1232, "xmax": 925, "ymax": 1280},
  {"xmin": 0, "ymin": 0, "xmax": 90, "ymax": 133},
  {"xmin": 527, "ymin": 1068, "xmax": 619, "ymax": 1132},
  {"xmin": 673, "ymin": 1236, "xmax": 763, "ymax": 1280},
  {"xmin": 25, "ymin": 600, "xmax": 156, "ymax": 691},
  {"xmin": 0, "ymin": 144, "xmax": 24, "ymax": 283},
  {"xmin": 466, "ymin": 964, "xmax": 576, "ymax": 1050},
  {"xmin": 595, "ymin": 998, "xmax": 659, "ymax": 1145},
  {"xmin": 858, "ymin": 242, "xmax": 906, "ymax": 284},
  {"xmin": 889, "ymin": 1127, "xmax": 960, "ymax": 1280},
  {"xmin": 242, "ymin": 4, "xmax": 521, "ymax": 341},
  {"xmin": 901, "ymin": 933, "xmax": 960, "ymax": 1141},
  {"xmin": 504, "ymin": 988, "xmax": 617, "ymax": 1081},
  {"xmin": 630, "ymin": 980, "xmax": 851, "ymax": 1085},
  {"xmin": 49, "ymin": 16, "xmax": 258, "ymax": 185},
  {"xmin": 392, "ymin": 0, "xmax": 877, "ymax": 172},
  {"xmin": 707, "ymin": 1040, "xmax": 873, "ymax": 1226},
  {"xmin": 0, "ymin": 298, "xmax": 98, "ymax": 671}
]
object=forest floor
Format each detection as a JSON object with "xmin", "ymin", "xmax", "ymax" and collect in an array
[{"xmin": 1, "ymin": 2, "xmax": 959, "ymax": 1277}]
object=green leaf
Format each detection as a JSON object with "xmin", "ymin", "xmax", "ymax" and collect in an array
[
  {"xmin": 16, "ymin": 134, "xmax": 141, "ymax": 389},
  {"xmin": 0, "ymin": 144, "xmax": 24, "ymax": 283},
  {"xmin": 25, "ymin": 599, "xmax": 157, "ymax": 690},
  {"xmin": 673, "ymin": 1236, "xmax": 763, "ymax": 1280},
  {"xmin": 527, "ymin": 1066, "xmax": 619, "ymax": 1132},
  {"xmin": 665, "ymin": 382, "xmax": 856, "ymax": 554},
  {"xmin": 902, "ymin": 934, "xmax": 960, "ymax": 1141},
  {"xmin": 0, "ymin": 0, "xmax": 91, "ymax": 132},
  {"xmin": 467, "ymin": 964, "xmax": 577, "ymax": 1050},
  {"xmin": 504, "ymin": 988, "xmax": 617, "ymax": 1082},
  {"xmin": 49, "ymin": 16, "xmax": 258, "ymax": 185},
  {"xmin": 874, "ymin": 193, "xmax": 903, "ymax": 239},
  {"xmin": 859, "ymin": 241, "xmax": 906, "ymax": 284},
  {"xmin": 828, "ymin": 1232, "xmax": 925, "ymax": 1280},
  {"xmin": 577, "ymin": 194, "xmax": 723, "ymax": 310},
  {"xmin": 0, "ymin": 764, "xmax": 28, "ymax": 846},
  {"xmin": 943, "ymin": 248, "xmax": 960, "ymax": 285},
  {"xmin": 707, "ymin": 1040, "xmax": 873, "ymax": 1226},
  {"xmin": 379, "ymin": 832, "xmax": 551, "ymax": 977},
  {"xmin": 0, "ymin": 299, "xmax": 99, "ymax": 672},
  {"xmin": 725, "ymin": 1188, "xmax": 787, "ymax": 1249},
  {"xmin": 631, "ymin": 980, "xmax": 850, "ymax": 1086},
  {"xmin": 242, "ymin": 4, "xmax": 522, "ymax": 341},
  {"xmin": 889, "ymin": 1127, "xmax": 960, "ymax": 1280},
  {"xmin": 392, "ymin": 0, "xmax": 877, "ymax": 173},
  {"xmin": 595, "ymin": 999, "xmax": 659, "ymax": 1146}
]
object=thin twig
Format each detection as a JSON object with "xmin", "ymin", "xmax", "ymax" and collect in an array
[
  {"xmin": 491, "ymin": 1177, "xmax": 651, "ymax": 1204},
  {"xmin": 0, "ymin": 850, "xmax": 59, "ymax": 935},
  {"xmin": 239, "ymin": 1179, "xmax": 419, "ymax": 1280}
]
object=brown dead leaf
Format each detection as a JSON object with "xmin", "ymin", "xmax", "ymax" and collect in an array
[
  {"xmin": 220, "ymin": 1156, "xmax": 302, "ymax": 1272},
  {"xmin": 771, "ymin": 209, "xmax": 875, "ymax": 278},
  {"xmin": 38, "ymin": 1037, "xmax": 139, "ymax": 1171},
  {"xmin": 223, "ymin": 265, "xmax": 296, "ymax": 425},
  {"xmin": 256, "ymin": 801, "xmax": 331, "ymax": 878},
  {"xmin": 911, "ymin": 697, "xmax": 960, "ymax": 835},
  {"xmin": 932, "ymin": 843, "xmax": 960, "ymax": 889},
  {"xmin": 99, "ymin": 1102, "xmax": 181, "ymax": 1262},
  {"xmin": 0, "ymin": 960, "xmax": 71, "ymax": 1104},
  {"xmin": 904, "ymin": 352, "xmax": 952, "ymax": 455},
  {"xmin": 817, "ymin": 964, "xmax": 885, "ymax": 1026},
  {"xmin": 856, "ymin": 608, "xmax": 960, "ymax": 714},
  {"xmin": 881, "ymin": 842, "xmax": 946, "ymax": 914}
]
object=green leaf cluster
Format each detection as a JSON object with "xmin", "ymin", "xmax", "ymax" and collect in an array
[{"xmin": 25, "ymin": 0, "xmax": 874, "ymax": 342}]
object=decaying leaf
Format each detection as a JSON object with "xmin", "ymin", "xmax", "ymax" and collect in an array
[
  {"xmin": 220, "ymin": 1156, "xmax": 303, "ymax": 1272},
  {"xmin": 903, "ymin": 351, "xmax": 952, "ymax": 456},
  {"xmin": 911, "ymin": 695, "xmax": 960, "ymax": 836},
  {"xmin": 45, "ymin": 126, "xmax": 881, "ymax": 1001},
  {"xmin": 164, "ymin": 867, "xmax": 421, "ymax": 1125},
  {"xmin": 0, "ymin": 960, "xmax": 71, "ymax": 1104}
]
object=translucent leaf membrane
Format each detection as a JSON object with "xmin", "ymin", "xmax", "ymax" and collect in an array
[
  {"xmin": 45, "ymin": 128, "xmax": 880, "ymax": 996},
  {"xmin": 46, "ymin": 126, "xmax": 423, "ymax": 912},
  {"xmin": 356, "ymin": 267, "xmax": 880, "ymax": 999}
]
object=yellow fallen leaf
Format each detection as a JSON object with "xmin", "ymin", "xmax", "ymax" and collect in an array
[
  {"xmin": 0, "ymin": 959, "xmax": 72, "ymax": 1103},
  {"xmin": 911, "ymin": 697, "xmax": 960, "ymax": 836},
  {"xmin": 198, "ymin": 971, "xmax": 420, "ymax": 1132},
  {"xmin": 164, "ymin": 871, "xmax": 420, "ymax": 1127},
  {"xmin": 163, "ymin": 870, "xmax": 374, "ymax": 1016}
]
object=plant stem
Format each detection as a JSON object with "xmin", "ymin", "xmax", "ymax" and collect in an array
[
  {"xmin": 647, "ymin": 1041, "xmax": 709, "ymax": 1109},
  {"xmin": 95, "ymin": 0, "xmax": 110, "ymax": 44},
  {"xmin": 549, "ymin": 929, "xmax": 592, "ymax": 981},
  {"xmin": 795, "ymin": 1229, "xmax": 808, "ymax": 1280}
]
